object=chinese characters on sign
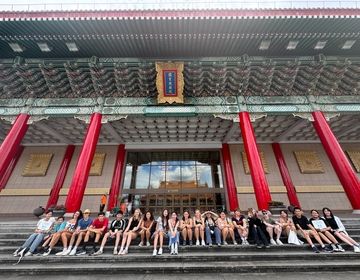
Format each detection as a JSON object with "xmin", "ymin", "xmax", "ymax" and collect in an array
[{"xmin": 156, "ymin": 62, "xmax": 184, "ymax": 104}]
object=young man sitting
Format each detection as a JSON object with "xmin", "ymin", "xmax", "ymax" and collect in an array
[
  {"xmin": 76, "ymin": 212, "xmax": 109, "ymax": 255},
  {"xmin": 292, "ymin": 207, "xmax": 333, "ymax": 253}
]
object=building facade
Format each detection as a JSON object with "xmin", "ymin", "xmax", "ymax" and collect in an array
[{"xmin": 1, "ymin": 1, "xmax": 360, "ymax": 214}]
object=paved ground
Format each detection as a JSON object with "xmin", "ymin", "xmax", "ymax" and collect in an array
[{"xmin": 1, "ymin": 272, "xmax": 360, "ymax": 280}]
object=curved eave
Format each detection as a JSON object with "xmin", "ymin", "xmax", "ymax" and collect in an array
[{"xmin": 1, "ymin": 8, "xmax": 360, "ymax": 21}]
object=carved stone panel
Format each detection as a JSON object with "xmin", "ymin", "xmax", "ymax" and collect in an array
[
  {"xmin": 346, "ymin": 150, "xmax": 360, "ymax": 173},
  {"xmin": 293, "ymin": 151, "xmax": 324, "ymax": 174},
  {"xmin": 22, "ymin": 153, "xmax": 53, "ymax": 177},
  {"xmin": 241, "ymin": 151, "xmax": 269, "ymax": 174},
  {"xmin": 89, "ymin": 153, "xmax": 106, "ymax": 176}
]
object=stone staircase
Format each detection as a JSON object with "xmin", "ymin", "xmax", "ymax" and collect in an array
[{"xmin": 0, "ymin": 215, "xmax": 360, "ymax": 276}]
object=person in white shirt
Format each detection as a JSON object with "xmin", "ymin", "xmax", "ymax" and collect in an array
[{"xmin": 13, "ymin": 210, "xmax": 55, "ymax": 258}]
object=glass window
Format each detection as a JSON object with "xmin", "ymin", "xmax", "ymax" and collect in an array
[
  {"xmin": 122, "ymin": 165, "xmax": 133, "ymax": 189},
  {"xmin": 197, "ymin": 165, "xmax": 213, "ymax": 188},
  {"xmin": 166, "ymin": 165, "xmax": 181, "ymax": 189},
  {"xmin": 149, "ymin": 165, "xmax": 165, "ymax": 189},
  {"xmin": 135, "ymin": 165, "xmax": 150, "ymax": 189},
  {"xmin": 181, "ymin": 165, "xmax": 197, "ymax": 189}
]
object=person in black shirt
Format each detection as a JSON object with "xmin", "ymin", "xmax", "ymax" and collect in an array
[
  {"xmin": 292, "ymin": 207, "xmax": 331, "ymax": 253},
  {"xmin": 247, "ymin": 208, "xmax": 269, "ymax": 249}
]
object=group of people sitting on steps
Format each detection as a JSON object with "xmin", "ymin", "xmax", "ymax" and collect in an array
[{"xmin": 13, "ymin": 206, "xmax": 360, "ymax": 260}]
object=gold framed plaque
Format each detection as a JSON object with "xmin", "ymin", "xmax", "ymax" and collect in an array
[
  {"xmin": 241, "ymin": 151, "xmax": 269, "ymax": 174},
  {"xmin": 346, "ymin": 150, "xmax": 360, "ymax": 173},
  {"xmin": 22, "ymin": 153, "xmax": 53, "ymax": 177},
  {"xmin": 89, "ymin": 153, "xmax": 106, "ymax": 176},
  {"xmin": 156, "ymin": 62, "xmax": 184, "ymax": 104},
  {"xmin": 293, "ymin": 151, "xmax": 324, "ymax": 174}
]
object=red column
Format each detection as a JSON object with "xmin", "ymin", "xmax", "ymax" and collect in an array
[
  {"xmin": 239, "ymin": 112, "xmax": 272, "ymax": 210},
  {"xmin": 107, "ymin": 144, "xmax": 126, "ymax": 211},
  {"xmin": 65, "ymin": 113, "xmax": 102, "ymax": 212},
  {"xmin": 221, "ymin": 143, "xmax": 239, "ymax": 211},
  {"xmin": 0, "ymin": 114, "xmax": 29, "ymax": 180},
  {"xmin": 0, "ymin": 145, "xmax": 24, "ymax": 192},
  {"xmin": 46, "ymin": 145, "xmax": 75, "ymax": 210},
  {"xmin": 272, "ymin": 143, "xmax": 301, "ymax": 208},
  {"xmin": 312, "ymin": 111, "xmax": 360, "ymax": 210}
]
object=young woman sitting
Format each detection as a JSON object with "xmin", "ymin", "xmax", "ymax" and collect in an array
[
  {"xmin": 193, "ymin": 209, "xmax": 206, "ymax": 246},
  {"xmin": 168, "ymin": 212, "xmax": 180, "ymax": 255},
  {"xmin": 232, "ymin": 209, "xmax": 249, "ymax": 245},
  {"xmin": 119, "ymin": 208, "xmax": 143, "ymax": 255},
  {"xmin": 203, "ymin": 210, "xmax": 221, "ymax": 246},
  {"xmin": 216, "ymin": 211, "xmax": 237, "ymax": 245},
  {"xmin": 247, "ymin": 208, "xmax": 269, "ymax": 249},
  {"xmin": 180, "ymin": 210, "xmax": 193, "ymax": 246},
  {"xmin": 139, "ymin": 210, "xmax": 154, "ymax": 247},
  {"xmin": 261, "ymin": 210, "xmax": 283, "ymax": 245},
  {"xmin": 322, "ymin": 207, "xmax": 360, "ymax": 253},
  {"xmin": 152, "ymin": 209, "xmax": 169, "ymax": 256}
]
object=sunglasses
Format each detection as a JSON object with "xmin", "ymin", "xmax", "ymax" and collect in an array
[{"xmin": 84, "ymin": 212, "xmax": 91, "ymax": 214}]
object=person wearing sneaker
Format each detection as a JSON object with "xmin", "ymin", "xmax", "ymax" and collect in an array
[
  {"xmin": 232, "ymin": 209, "xmax": 249, "ymax": 245},
  {"xmin": 261, "ymin": 210, "xmax": 283, "ymax": 246},
  {"xmin": 310, "ymin": 209, "xmax": 343, "ymax": 252},
  {"xmin": 14, "ymin": 210, "xmax": 55, "ymax": 259},
  {"xmin": 93, "ymin": 210, "xmax": 127, "ymax": 255},
  {"xmin": 180, "ymin": 210, "xmax": 193, "ymax": 246},
  {"xmin": 152, "ymin": 209, "xmax": 169, "ymax": 256},
  {"xmin": 139, "ymin": 210, "xmax": 154, "ymax": 247},
  {"xmin": 193, "ymin": 209, "xmax": 206, "ymax": 246},
  {"xmin": 323, "ymin": 207, "xmax": 360, "ymax": 253},
  {"xmin": 40, "ymin": 216, "xmax": 66, "ymax": 251},
  {"xmin": 168, "ymin": 211, "xmax": 180, "ymax": 255},
  {"xmin": 216, "ymin": 211, "xmax": 236, "ymax": 245},
  {"xmin": 247, "ymin": 208, "xmax": 269, "ymax": 249},
  {"xmin": 119, "ymin": 208, "xmax": 143, "ymax": 255},
  {"xmin": 203, "ymin": 210, "xmax": 221, "ymax": 246},
  {"xmin": 278, "ymin": 210, "xmax": 297, "ymax": 237},
  {"xmin": 292, "ymin": 207, "xmax": 329, "ymax": 253},
  {"xmin": 79, "ymin": 212, "xmax": 109, "ymax": 256},
  {"xmin": 67, "ymin": 209, "xmax": 93, "ymax": 256},
  {"xmin": 43, "ymin": 210, "xmax": 81, "ymax": 256}
]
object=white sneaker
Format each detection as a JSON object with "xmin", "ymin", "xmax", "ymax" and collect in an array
[
  {"xmin": 18, "ymin": 248, "xmax": 26, "ymax": 258},
  {"xmin": 270, "ymin": 239, "xmax": 277, "ymax": 246},
  {"xmin": 152, "ymin": 249, "xmax": 157, "ymax": 256},
  {"xmin": 196, "ymin": 240, "xmax": 200, "ymax": 246},
  {"xmin": 69, "ymin": 248, "xmax": 77, "ymax": 256},
  {"xmin": 63, "ymin": 247, "xmax": 72, "ymax": 255},
  {"xmin": 55, "ymin": 249, "xmax": 67, "ymax": 256},
  {"xmin": 120, "ymin": 248, "xmax": 128, "ymax": 255},
  {"xmin": 354, "ymin": 246, "xmax": 360, "ymax": 253},
  {"xmin": 158, "ymin": 248, "xmax": 163, "ymax": 255},
  {"xmin": 138, "ymin": 242, "xmax": 143, "ymax": 247},
  {"xmin": 118, "ymin": 248, "xmax": 124, "ymax": 255},
  {"xmin": 243, "ymin": 240, "xmax": 249, "ymax": 245},
  {"xmin": 13, "ymin": 248, "xmax": 20, "ymax": 257},
  {"xmin": 337, "ymin": 244, "xmax": 345, "ymax": 252},
  {"xmin": 42, "ymin": 248, "xmax": 52, "ymax": 256},
  {"xmin": 174, "ymin": 243, "xmax": 178, "ymax": 255},
  {"xmin": 233, "ymin": 240, "xmax": 238, "ymax": 245},
  {"xmin": 146, "ymin": 241, "xmax": 151, "ymax": 247},
  {"xmin": 223, "ymin": 241, "xmax": 228, "ymax": 245},
  {"xmin": 276, "ymin": 239, "xmax": 283, "ymax": 245},
  {"xmin": 24, "ymin": 251, "xmax": 33, "ymax": 257},
  {"xmin": 92, "ymin": 249, "xmax": 103, "ymax": 256},
  {"xmin": 201, "ymin": 240, "xmax": 206, "ymax": 246},
  {"xmin": 113, "ymin": 248, "xmax": 118, "ymax": 255}
]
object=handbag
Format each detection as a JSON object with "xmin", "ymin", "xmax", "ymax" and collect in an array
[{"xmin": 288, "ymin": 230, "xmax": 304, "ymax": 245}]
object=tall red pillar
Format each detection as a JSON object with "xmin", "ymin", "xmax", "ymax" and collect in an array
[
  {"xmin": 107, "ymin": 144, "xmax": 126, "ymax": 211},
  {"xmin": 312, "ymin": 111, "xmax": 360, "ymax": 210},
  {"xmin": 0, "ymin": 114, "xmax": 29, "ymax": 180},
  {"xmin": 65, "ymin": 113, "xmax": 102, "ymax": 212},
  {"xmin": 221, "ymin": 143, "xmax": 239, "ymax": 211},
  {"xmin": 272, "ymin": 143, "xmax": 301, "ymax": 208},
  {"xmin": 0, "ymin": 145, "xmax": 24, "ymax": 192},
  {"xmin": 46, "ymin": 145, "xmax": 75, "ymax": 210},
  {"xmin": 239, "ymin": 112, "xmax": 272, "ymax": 210}
]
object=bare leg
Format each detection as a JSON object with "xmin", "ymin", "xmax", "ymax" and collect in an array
[
  {"xmin": 115, "ymin": 232, "xmax": 122, "ymax": 250},
  {"xmin": 228, "ymin": 228, "xmax": 235, "ymax": 242},
  {"xmin": 153, "ymin": 232, "xmax": 159, "ymax": 250},
  {"xmin": 194, "ymin": 227, "xmax": 200, "ymax": 241},
  {"xmin": 181, "ymin": 228, "xmax": 187, "ymax": 242},
  {"xmin": 310, "ymin": 231, "xmax": 325, "ymax": 246},
  {"xmin": 75, "ymin": 232, "xmax": 85, "ymax": 247},
  {"xmin": 200, "ymin": 226, "xmax": 205, "ymax": 241},
  {"xmin": 146, "ymin": 230, "xmax": 151, "ymax": 243},
  {"xmin": 222, "ymin": 228, "xmax": 229, "ymax": 242},
  {"xmin": 266, "ymin": 227, "xmax": 274, "ymax": 240},
  {"xmin": 100, "ymin": 232, "xmax": 110, "ymax": 250}
]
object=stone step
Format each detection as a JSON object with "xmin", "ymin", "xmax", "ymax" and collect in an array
[
  {"xmin": 1, "ymin": 251, "xmax": 360, "ymax": 265},
  {"xmin": 1, "ymin": 259, "xmax": 360, "ymax": 275}
]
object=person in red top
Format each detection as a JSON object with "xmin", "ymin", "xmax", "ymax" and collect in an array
[{"xmin": 76, "ymin": 212, "xmax": 109, "ymax": 256}]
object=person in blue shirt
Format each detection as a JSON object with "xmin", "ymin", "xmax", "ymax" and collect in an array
[
  {"xmin": 65, "ymin": 209, "xmax": 93, "ymax": 256},
  {"xmin": 40, "ymin": 216, "xmax": 66, "ymax": 251}
]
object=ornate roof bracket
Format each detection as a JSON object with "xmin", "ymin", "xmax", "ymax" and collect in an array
[{"xmin": 292, "ymin": 112, "xmax": 340, "ymax": 122}]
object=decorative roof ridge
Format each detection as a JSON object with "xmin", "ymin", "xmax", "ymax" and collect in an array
[{"xmin": 1, "ymin": 8, "xmax": 360, "ymax": 21}]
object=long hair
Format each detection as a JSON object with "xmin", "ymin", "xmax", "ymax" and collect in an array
[
  {"xmin": 182, "ymin": 210, "xmax": 191, "ymax": 221},
  {"xmin": 143, "ymin": 210, "xmax": 154, "ymax": 222},
  {"xmin": 322, "ymin": 207, "xmax": 334, "ymax": 218}
]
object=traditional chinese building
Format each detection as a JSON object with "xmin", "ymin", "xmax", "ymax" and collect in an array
[{"xmin": 0, "ymin": 1, "xmax": 360, "ymax": 215}]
